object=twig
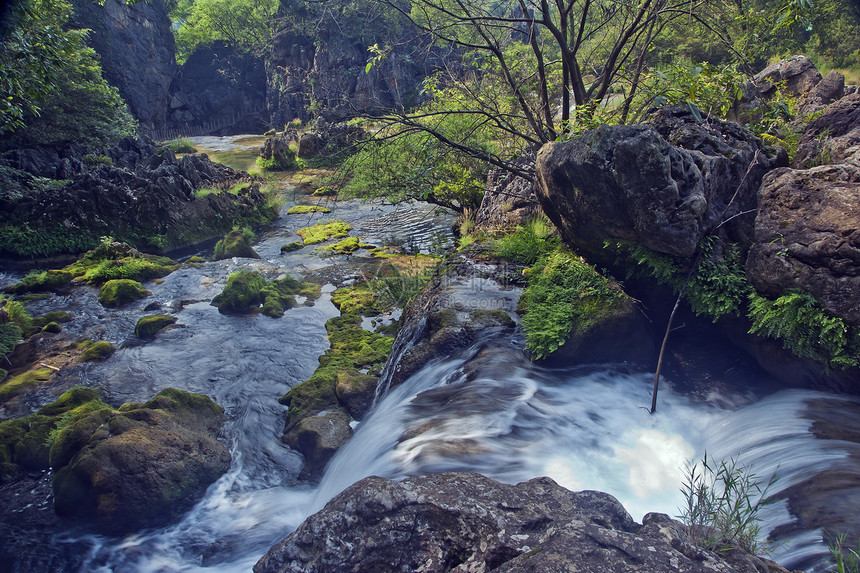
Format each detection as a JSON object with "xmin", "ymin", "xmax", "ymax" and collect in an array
[{"xmin": 39, "ymin": 362, "xmax": 60, "ymax": 372}]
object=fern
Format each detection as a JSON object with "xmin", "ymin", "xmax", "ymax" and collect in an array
[{"xmin": 748, "ymin": 291, "xmax": 860, "ymax": 369}]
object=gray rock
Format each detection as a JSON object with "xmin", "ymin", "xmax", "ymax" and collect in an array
[
  {"xmin": 746, "ymin": 162, "xmax": 860, "ymax": 324},
  {"xmin": 475, "ymin": 156, "xmax": 542, "ymax": 230},
  {"xmin": 254, "ymin": 472, "xmax": 791, "ymax": 573},
  {"xmin": 795, "ymin": 92, "xmax": 860, "ymax": 167},
  {"xmin": 534, "ymin": 107, "xmax": 784, "ymax": 263},
  {"xmin": 753, "ymin": 55, "xmax": 822, "ymax": 99},
  {"xmin": 283, "ymin": 410, "xmax": 353, "ymax": 480}
]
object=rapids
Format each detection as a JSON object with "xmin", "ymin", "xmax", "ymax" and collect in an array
[{"xmin": 2, "ymin": 136, "xmax": 857, "ymax": 572}]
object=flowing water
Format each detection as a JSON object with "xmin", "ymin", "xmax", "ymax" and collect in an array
[{"xmin": 3, "ymin": 136, "xmax": 859, "ymax": 572}]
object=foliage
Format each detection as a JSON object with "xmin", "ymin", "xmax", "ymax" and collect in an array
[
  {"xmin": 211, "ymin": 269, "xmax": 318, "ymax": 317},
  {"xmin": 747, "ymin": 291, "xmax": 860, "ymax": 369},
  {"xmin": 519, "ymin": 248, "xmax": 624, "ymax": 360},
  {"xmin": 368, "ymin": 263, "xmax": 434, "ymax": 310},
  {"xmin": 171, "ymin": 0, "xmax": 278, "ymax": 64},
  {"xmin": 82, "ymin": 154, "xmax": 114, "ymax": 168},
  {"xmin": 296, "ymin": 221, "xmax": 351, "ymax": 245},
  {"xmin": 256, "ymin": 150, "xmax": 301, "ymax": 171},
  {"xmin": 159, "ymin": 139, "xmax": 198, "ymax": 155},
  {"xmin": 493, "ymin": 217, "xmax": 559, "ymax": 266},
  {"xmin": 0, "ymin": 222, "xmax": 101, "ymax": 259},
  {"xmin": 287, "ymin": 205, "xmax": 331, "ymax": 214},
  {"xmin": 678, "ymin": 454, "xmax": 775, "ymax": 554},
  {"xmin": 2, "ymin": 298, "xmax": 33, "ymax": 332},
  {"xmin": 82, "ymin": 255, "xmax": 178, "ymax": 284},
  {"xmin": 829, "ymin": 533, "xmax": 860, "ymax": 573},
  {"xmin": 0, "ymin": 323, "xmax": 24, "ymax": 357},
  {"xmin": 4, "ymin": 270, "xmax": 74, "ymax": 294},
  {"xmin": 0, "ymin": 0, "xmax": 137, "ymax": 148}
]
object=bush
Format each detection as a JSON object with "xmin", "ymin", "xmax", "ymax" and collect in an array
[{"xmin": 161, "ymin": 139, "xmax": 197, "ymax": 154}]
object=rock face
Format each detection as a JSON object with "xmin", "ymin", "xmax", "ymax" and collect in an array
[
  {"xmin": 746, "ymin": 163, "xmax": 860, "ymax": 323},
  {"xmin": 254, "ymin": 472, "xmax": 790, "ymax": 573},
  {"xmin": 475, "ymin": 156, "xmax": 542, "ymax": 230},
  {"xmin": 534, "ymin": 107, "xmax": 785, "ymax": 264},
  {"xmin": 167, "ymin": 42, "xmax": 268, "ymax": 135},
  {"xmin": 381, "ymin": 250, "xmax": 521, "ymax": 392},
  {"xmin": 70, "ymin": 0, "xmax": 176, "ymax": 131},
  {"xmin": 0, "ymin": 137, "xmax": 274, "ymax": 259},
  {"xmin": 51, "ymin": 388, "xmax": 230, "ymax": 535},
  {"xmin": 795, "ymin": 92, "xmax": 860, "ymax": 167},
  {"xmin": 752, "ymin": 55, "xmax": 823, "ymax": 99}
]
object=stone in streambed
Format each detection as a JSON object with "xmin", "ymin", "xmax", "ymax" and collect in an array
[
  {"xmin": 134, "ymin": 314, "xmax": 177, "ymax": 338},
  {"xmin": 98, "ymin": 279, "xmax": 150, "ymax": 307},
  {"xmin": 283, "ymin": 410, "xmax": 352, "ymax": 480}
]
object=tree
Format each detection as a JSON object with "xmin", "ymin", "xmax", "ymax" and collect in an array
[{"xmin": 0, "ymin": 0, "xmax": 137, "ymax": 147}]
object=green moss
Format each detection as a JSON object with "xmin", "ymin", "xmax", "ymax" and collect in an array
[
  {"xmin": 296, "ymin": 221, "xmax": 351, "ymax": 245},
  {"xmin": 493, "ymin": 218, "xmax": 559, "ymax": 265},
  {"xmin": 319, "ymin": 237, "xmax": 375, "ymax": 254},
  {"xmin": 469, "ymin": 309, "xmax": 516, "ymax": 328},
  {"xmin": 0, "ymin": 323, "xmax": 23, "ymax": 356},
  {"xmin": 330, "ymin": 284, "xmax": 381, "ymax": 315},
  {"xmin": 80, "ymin": 341, "xmax": 115, "ymax": 362},
  {"xmin": 212, "ymin": 227, "xmax": 257, "ymax": 260},
  {"xmin": 185, "ymin": 256, "xmax": 207, "ymax": 264},
  {"xmin": 312, "ymin": 186, "xmax": 337, "ymax": 197},
  {"xmin": 98, "ymin": 279, "xmax": 151, "ymax": 307},
  {"xmin": 4, "ymin": 269, "xmax": 74, "ymax": 294},
  {"xmin": 256, "ymin": 151, "xmax": 299, "ymax": 171},
  {"xmin": 280, "ymin": 241, "xmax": 303, "ymax": 253},
  {"xmin": 211, "ymin": 270, "xmax": 316, "ymax": 316},
  {"xmin": 81, "ymin": 256, "xmax": 179, "ymax": 284},
  {"xmin": 287, "ymin": 205, "xmax": 332, "ymax": 214},
  {"xmin": 134, "ymin": 315, "xmax": 177, "ymax": 338},
  {"xmin": 519, "ymin": 247, "xmax": 626, "ymax": 360},
  {"xmin": 0, "ymin": 368, "xmax": 54, "ymax": 403},
  {"xmin": 41, "ymin": 322, "xmax": 62, "ymax": 333},
  {"xmin": 16, "ymin": 293, "xmax": 52, "ymax": 302}
]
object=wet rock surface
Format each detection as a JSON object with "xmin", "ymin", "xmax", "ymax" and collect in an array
[{"xmin": 254, "ymin": 472, "xmax": 792, "ymax": 573}]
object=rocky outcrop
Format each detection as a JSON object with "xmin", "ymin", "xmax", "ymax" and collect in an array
[
  {"xmin": 380, "ymin": 249, "xmax": 521, "ymax": 392},
  {"xmin": 255, "ymin": 472, "xmax": 792, "ymax": 573},
  {"xmin": 0, "ymin": 137, "xmax": 275, "ymax": 259},
  {"xmin": 752, "ymin": 55, "xmax": 823, "ymax": 99},
  {"xmin": 167, "ymin": 42, "xmax": 268, "ymax": 135},
  {"xmin": 795, "ymin": 92, "xmax": 860, "ymax": 167},
  {"xmin": 746, "ymin": 163, "xmax": 860, "ymax": 323},
  {"xmin": 51, "ymin": 388, "xmax": 230, "ymax": 535},
  {"xmin": 475, "ymin": 157, "xmax": 542, "ymax": 230},
  {"xmin": 70, "ymin": 0, "xmax": 176, "ymax": 131},
  {"xmin": 534, "ymin": 106, "xmax": 785, "ymax": 265}
]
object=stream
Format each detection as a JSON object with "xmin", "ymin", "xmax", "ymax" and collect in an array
[{"xmin": 3, "ymin": 136, "xmax": 859, "ymax": 572}]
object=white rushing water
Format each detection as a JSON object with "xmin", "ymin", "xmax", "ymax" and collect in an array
[{"xmin": 73, "ymin": 339, "xmax": 857, "ymax": 572}]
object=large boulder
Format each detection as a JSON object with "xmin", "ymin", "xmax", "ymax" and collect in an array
[
  {"xmin": 534, "ymin": 107, "xmax": 785, "ymax": 265},
  {"xmin": 752, "ymin": 55, "xmax": 823, "ymax": 99},
  {"xmin": 51, "ymin": 388, "xmax": 230, "ymax": 535},
  {"xmin": 746, "ymin": 164, "xmax": 860, "ymax": 325},
  {"xmin": 254, "ymin": 472, "xmax": 790, "ymax": 573}
]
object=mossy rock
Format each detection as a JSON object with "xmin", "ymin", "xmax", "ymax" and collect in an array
[
  {"xmin": 63, "ymin": 243, "xmax": 179, "ymax": 285},
  {"xmin": 135, "ymin": 315, "xmax": 177, "ymax": 338},
  {"xmin": 320, "ymin": 237, "xmax": 375, "ymax": 255},
  {"xmin": 4, "ymin": 269, "xmax": 74, "ymax": 294},
  {"xmin": 98, "ymin": 279, "xmax": 151, "ymax": 308},
  {"xmin": 212, "ymin": 227, "xmax": 260, "ymax": 260},
  {"xmin": 0, "ymin": 387, "xmax": 107, "ymax": 477},
  {"xmin": 287, "ymin": 205, "xmax": 332, "ymax": 214},
  {"xmin": 41, "ymin": 321, "xmax": 62, "ymax": 333},
  {"xmin": 211, "ymin": 270, "xmax": 268, "ymax": 314},
  {"xmin": 80, "ymin": 341, "xmax": 115, "ymax": 362},
  {"xmin": 0, "ymin": 367, "xmax": 54, "ymax": 403},
  {"xmin": 335, "ymin": 369, "xmax": 379, "ymax": 420},
  {"xmin": 296, "ymin": 221, "xmax": 351, "ymax": 245},
  {"xmin": 280, "ymin": 242, "xmax": 304, "ymax": 253},
  {"xmin": 185, "ymin": 256, "xmax": 207, "ymax": 264},
  {"xmin": 312, "ymin": 186, "xmax": 337, "ymax": 197},
  {"xmin": 283, "ymin": 409, "xmax": 353, "ymax": 480},
  {"xmin": 50, "ymin": 387, "xmax": 230, "ymax": 534}
]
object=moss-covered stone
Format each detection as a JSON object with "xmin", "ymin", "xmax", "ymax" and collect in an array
[
  {"xmin": 283, "ymin": 410, "xmax": 353, "ymax": 480},
  {"xmin": 61, "ymin": 242, "xmax": 179, "ymax": 285},
  {"xmin": 0, "ymin": 367, "xmax": 53, "ymax": 403},
  {"xmin": 287, "ymin": 205, "xmax": 332, "ymax": 214},
  {"xmin": 212, "ymin": 270, "xmax": 317, "ymax": 316},
  {"xmin": 40, "ymin": 321, "xmax": 62, "ymax": 333},
  {"xmin": 98, "ymin": 279, "xmax": 151, "ymax": 307},
  {"xmin": 48, "ymin": 387, "xmax": 230, "ymax": 535},
  {"xmin": 185, "ymin": 256, "xmax": 207, "ymax": 264},
  {"xmin": 212, "ymin": 227, "xmax": 260, "ymax": 260},
  {"xmin": 335, "ymin": 369, "xmax": 379, "ymax": 420},
  {"xmin": 280, "ymin": 241, "xmax": 304, "ymax": 253},
  {"xmin": 79, "ymin": 341, "xmax": 115, "ymax": 362},
  {"xmin": 4, "ymin": 269, "xmax": 74, "ymax": 294},
  {"xmin": 312, "ymin": 186, "xmax": 337, "ymax": 197},
  {"xmin": 296, "ymin": 221, "xmax": 351, "ymax": 245},
  {"xmin": 134, "ymin": 315, "xmax": 177, "ymax": 338},
  {"xmin": 320, "ymin": 237, "xmax": 375, "ymax": 255}
]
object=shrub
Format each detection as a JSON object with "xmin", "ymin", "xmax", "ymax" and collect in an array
[
  {"xmin": 161, "ymin": 139, "xmax": 197, "ymax": 154},
  {"xmin": 82, "ymin": 153, "xmax": 113, "ymax": 167},
  {"xmin": 493, "ymin": 217, "xmax": 559, "ymax": 265}
]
